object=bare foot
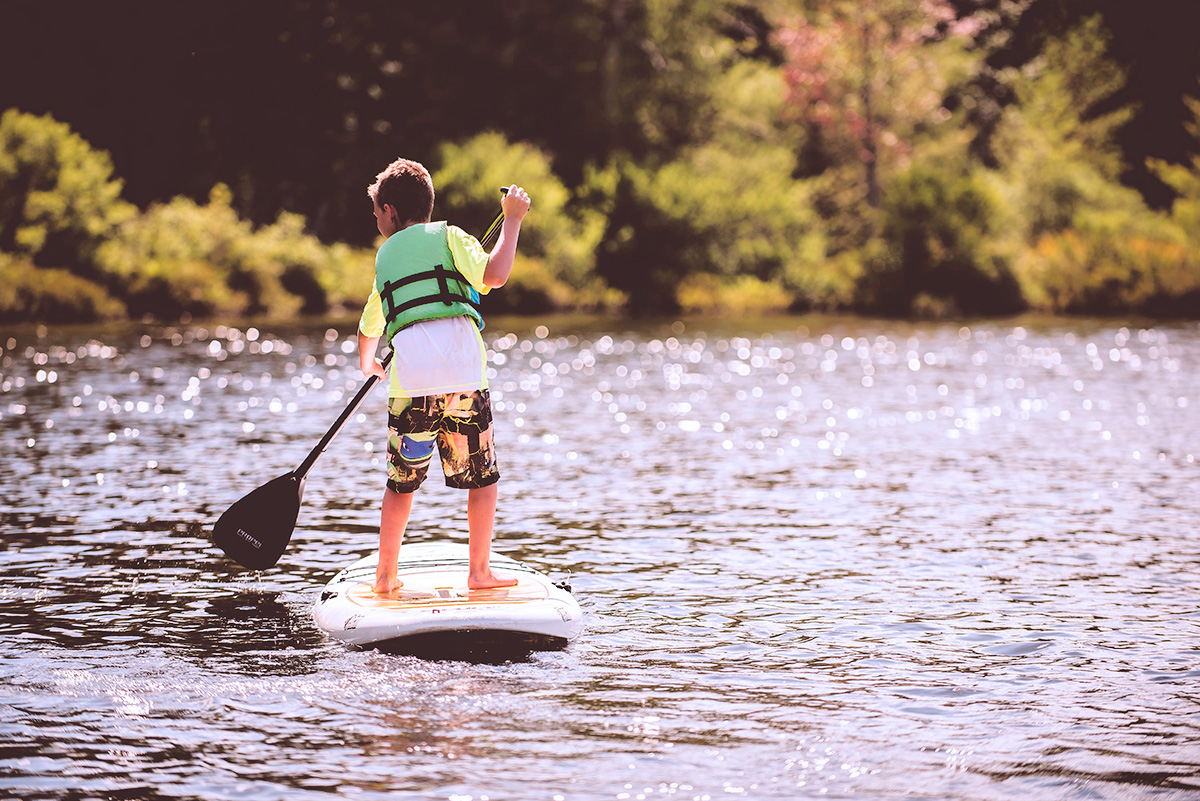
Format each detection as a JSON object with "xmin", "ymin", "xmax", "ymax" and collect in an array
[
  {"xmin": 468, "ymin": 570, "xmax": 518, "ymax": 590},
  {"xmin": 373, "ymin": 579, "xmax": 403, "ymax": 596}
]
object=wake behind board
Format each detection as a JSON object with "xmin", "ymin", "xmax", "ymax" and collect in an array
[{"xmin": 313, "ymin": 542, "xmax": 582, "ymax": 660}]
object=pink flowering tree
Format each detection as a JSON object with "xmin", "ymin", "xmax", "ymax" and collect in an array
[{"xmin": 776, "ymin": 0, "xmax": 982, "ymax": 212}]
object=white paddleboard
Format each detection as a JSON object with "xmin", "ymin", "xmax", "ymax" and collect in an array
[{"xmin": 313, "ymin": 542, "xmax": 582, "ymax": 658}]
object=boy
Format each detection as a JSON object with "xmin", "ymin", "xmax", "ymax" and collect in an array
[{"xmin": 357, "ymin": 157, "xmax": 530, "ymax": 594}]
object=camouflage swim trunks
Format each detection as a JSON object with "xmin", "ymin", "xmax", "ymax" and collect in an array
[{"xmin": 385, "ymin": 389, "xmax": 499, "ymax": 492}]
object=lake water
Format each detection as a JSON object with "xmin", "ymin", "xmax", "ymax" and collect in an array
[{"xmin": 2, "ymin": 314, "xmax": 1198, "ymax": 800}]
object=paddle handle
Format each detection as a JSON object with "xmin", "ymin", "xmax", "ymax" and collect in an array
[
  {"xmin": 294, "ymin": 350, "xmax": 394, "ymax": 481},
  {"xmin": 479, "ymin": 187, "xmax": 510, "ymax": 250}
]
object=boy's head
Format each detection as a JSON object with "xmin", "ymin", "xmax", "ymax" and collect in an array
[{"xmin": 368, "ymin": 158, "xmax": 434, "ymax": 234}]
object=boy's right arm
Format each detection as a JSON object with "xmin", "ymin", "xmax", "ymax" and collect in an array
[
  {"xmin": 358, "ymin": 284, "xmax": 388, "ymax": 379},
  {"xmin": 483, "ymin": 185, "xmax": 531, "ymax": 288},
  {"xmin": 359, "ymin": 331, "xmax": 387, "ymax": 379}
]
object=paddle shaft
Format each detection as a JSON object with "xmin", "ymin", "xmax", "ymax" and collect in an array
[
  {"xmin": 293, "ymin": 195, "xmax": 509, "ymax": 481},
  {"xmin": 293, "ymin": 350, "xmax": 392, "ymax": 480}
]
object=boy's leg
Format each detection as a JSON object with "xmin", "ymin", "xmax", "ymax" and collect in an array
[
  {"xmin": 437, "ymin": 389, "xmax": 513, "ymax": 590},
  {"xmin": 375, "ymin": 487, "xmax": 414, "ymax": 594},
  {"xmin": 466, "ymin": 481, "xmax": 517, "ymax": 589},
  {"xmin": 378, "ymin": 395, "xmax": 434, "ymax": 594}
]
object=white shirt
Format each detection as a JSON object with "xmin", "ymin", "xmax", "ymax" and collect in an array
[{"xmin": 386, "ymin": 315, "xmax": 488, "ymax": 398}]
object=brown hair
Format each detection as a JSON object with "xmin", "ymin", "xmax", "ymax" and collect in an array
[{"xmin": 367, "ymin": 157, "xmax": 435, "ymax": 224}]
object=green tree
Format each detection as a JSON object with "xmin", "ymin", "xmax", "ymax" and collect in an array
[
  {"xmin": 1147, "ymin": 92, "xmax": 1200, "ymax": 243},
  {"xmin": 593, "ymin": 11, "xmax": 829, "ymax": 314},
  {"xmin": 0, "ymin": 252, "xmax": 125, "ymax": 323},
  {"xmin": 864, "ymin": 162, "xmax": 1021, "ymax": 316},
  {"xmin": 776, "ymin": 0, "xmax": 981, "ymax": 214},
  {"xmin": 634, "ymin": 62, "xmax": 826, "ymax": 313},
  {"xmin": 993, "ymin": 16, "xmax": 1200, "ymax": 316},
  {"xmin": 594, "ymin": 133, "xmax": 826, "ymax": 314},
  {"xmin": 991, "ymin": 16, "xmax": 1198, "ymax": 315},
  {"xmin": 96, "ymin": 185, "xmax": 251, "ymax": 319},
  {"xmin": 988, "ymin": 15, "xmax": 1135, "ymax": 241},
  {"xmin": 0, "ymin": 109, "xmax": 135, "ymax": 274},
  {"xmin": 433, "ymin": 132, "xmax": 617, "ymax": 313},
  {"xmin": 97, "ymin": 184, "xmax": 374, "ymax": 320}
]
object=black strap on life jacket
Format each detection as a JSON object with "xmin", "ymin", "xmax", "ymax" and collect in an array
[{"xmin": 380, "ymin": 263, "xmax": 481, "ymax": 329}]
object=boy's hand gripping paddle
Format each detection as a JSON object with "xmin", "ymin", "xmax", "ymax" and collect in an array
[{"xmin": 212, "ymin": 191, "xmax": 509, "ymax": 569}]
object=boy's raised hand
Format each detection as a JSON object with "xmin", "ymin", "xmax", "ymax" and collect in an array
[
  {"xmin": 483, "ymin": 186, "xmax": 530, "ymax": 288},
  {"xmin": 502, "ymin": 185, "xmax": 531, "ymax": 222}
]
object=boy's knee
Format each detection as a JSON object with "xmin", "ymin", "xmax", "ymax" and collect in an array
[
  {"xmin": 386, "ymin": 475, "xmax": 423, "ymax": 494},
  {"xmin": 449, "ymin": 472, "xmax": 500, "ymax": 491}
]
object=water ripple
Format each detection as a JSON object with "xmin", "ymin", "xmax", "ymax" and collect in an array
[{"xmin": 1, "ymin": 317, "xmax": 1198, "ymax": 800}]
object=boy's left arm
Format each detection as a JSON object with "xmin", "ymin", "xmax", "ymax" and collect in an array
[
  {"xmin": 446, "ymin": 187, "xmax": 530, "ymax": 293},
  {"xmin": 483, "ymin": 185, "xmax": 531, "ymax": 288}
]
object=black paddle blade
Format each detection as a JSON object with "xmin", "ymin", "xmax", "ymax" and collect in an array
[{"xmin": 212, "ymin": 472, "xmax": 304, "ymax": 570}]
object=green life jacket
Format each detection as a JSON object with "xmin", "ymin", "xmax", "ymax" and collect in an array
[{"xmin": 375, "ymin": 221, "xmax": 484, "ymax": 343}]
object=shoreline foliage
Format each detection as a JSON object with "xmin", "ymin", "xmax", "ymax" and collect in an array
[{"xmin": 1, "ymin": 4, "xmax": 1197, "ymax": 324}]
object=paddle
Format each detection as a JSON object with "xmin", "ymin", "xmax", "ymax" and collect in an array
[
  {"xmin": 212, "ymin": 191, "xmax": 510, "ymax": 569},
  {"xmin": 211, "ymin": 349, "xmax": 395, "ymax": 569}
]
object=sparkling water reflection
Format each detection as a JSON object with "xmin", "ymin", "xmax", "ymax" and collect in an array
[{"xmin": 1, "ymin": 316, "xmax": 1198, "ymax": 800}]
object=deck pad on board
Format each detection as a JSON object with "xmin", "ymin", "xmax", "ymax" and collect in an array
[{"xmin": 343, "ymin": 574, "xmax": 550, "ymax": 610}]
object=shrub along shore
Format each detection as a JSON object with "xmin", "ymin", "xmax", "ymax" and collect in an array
[{"xmin": 2, "ymin": 13, "xmax": 1199, "ymax": 324}]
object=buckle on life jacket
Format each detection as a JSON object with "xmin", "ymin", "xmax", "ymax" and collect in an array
[{"xmin": 380, "ymin": 263, "xmax": 480, "ymax": 329}]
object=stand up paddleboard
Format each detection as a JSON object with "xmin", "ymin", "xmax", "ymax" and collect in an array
[{"xmin": 313, "ymin": 542, "xmax": 582, "ymax": 660}]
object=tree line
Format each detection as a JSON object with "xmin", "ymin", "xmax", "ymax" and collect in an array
[{"xmin": 2, "ymin": 0, "xmax": 1198, "ymax": 323}]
